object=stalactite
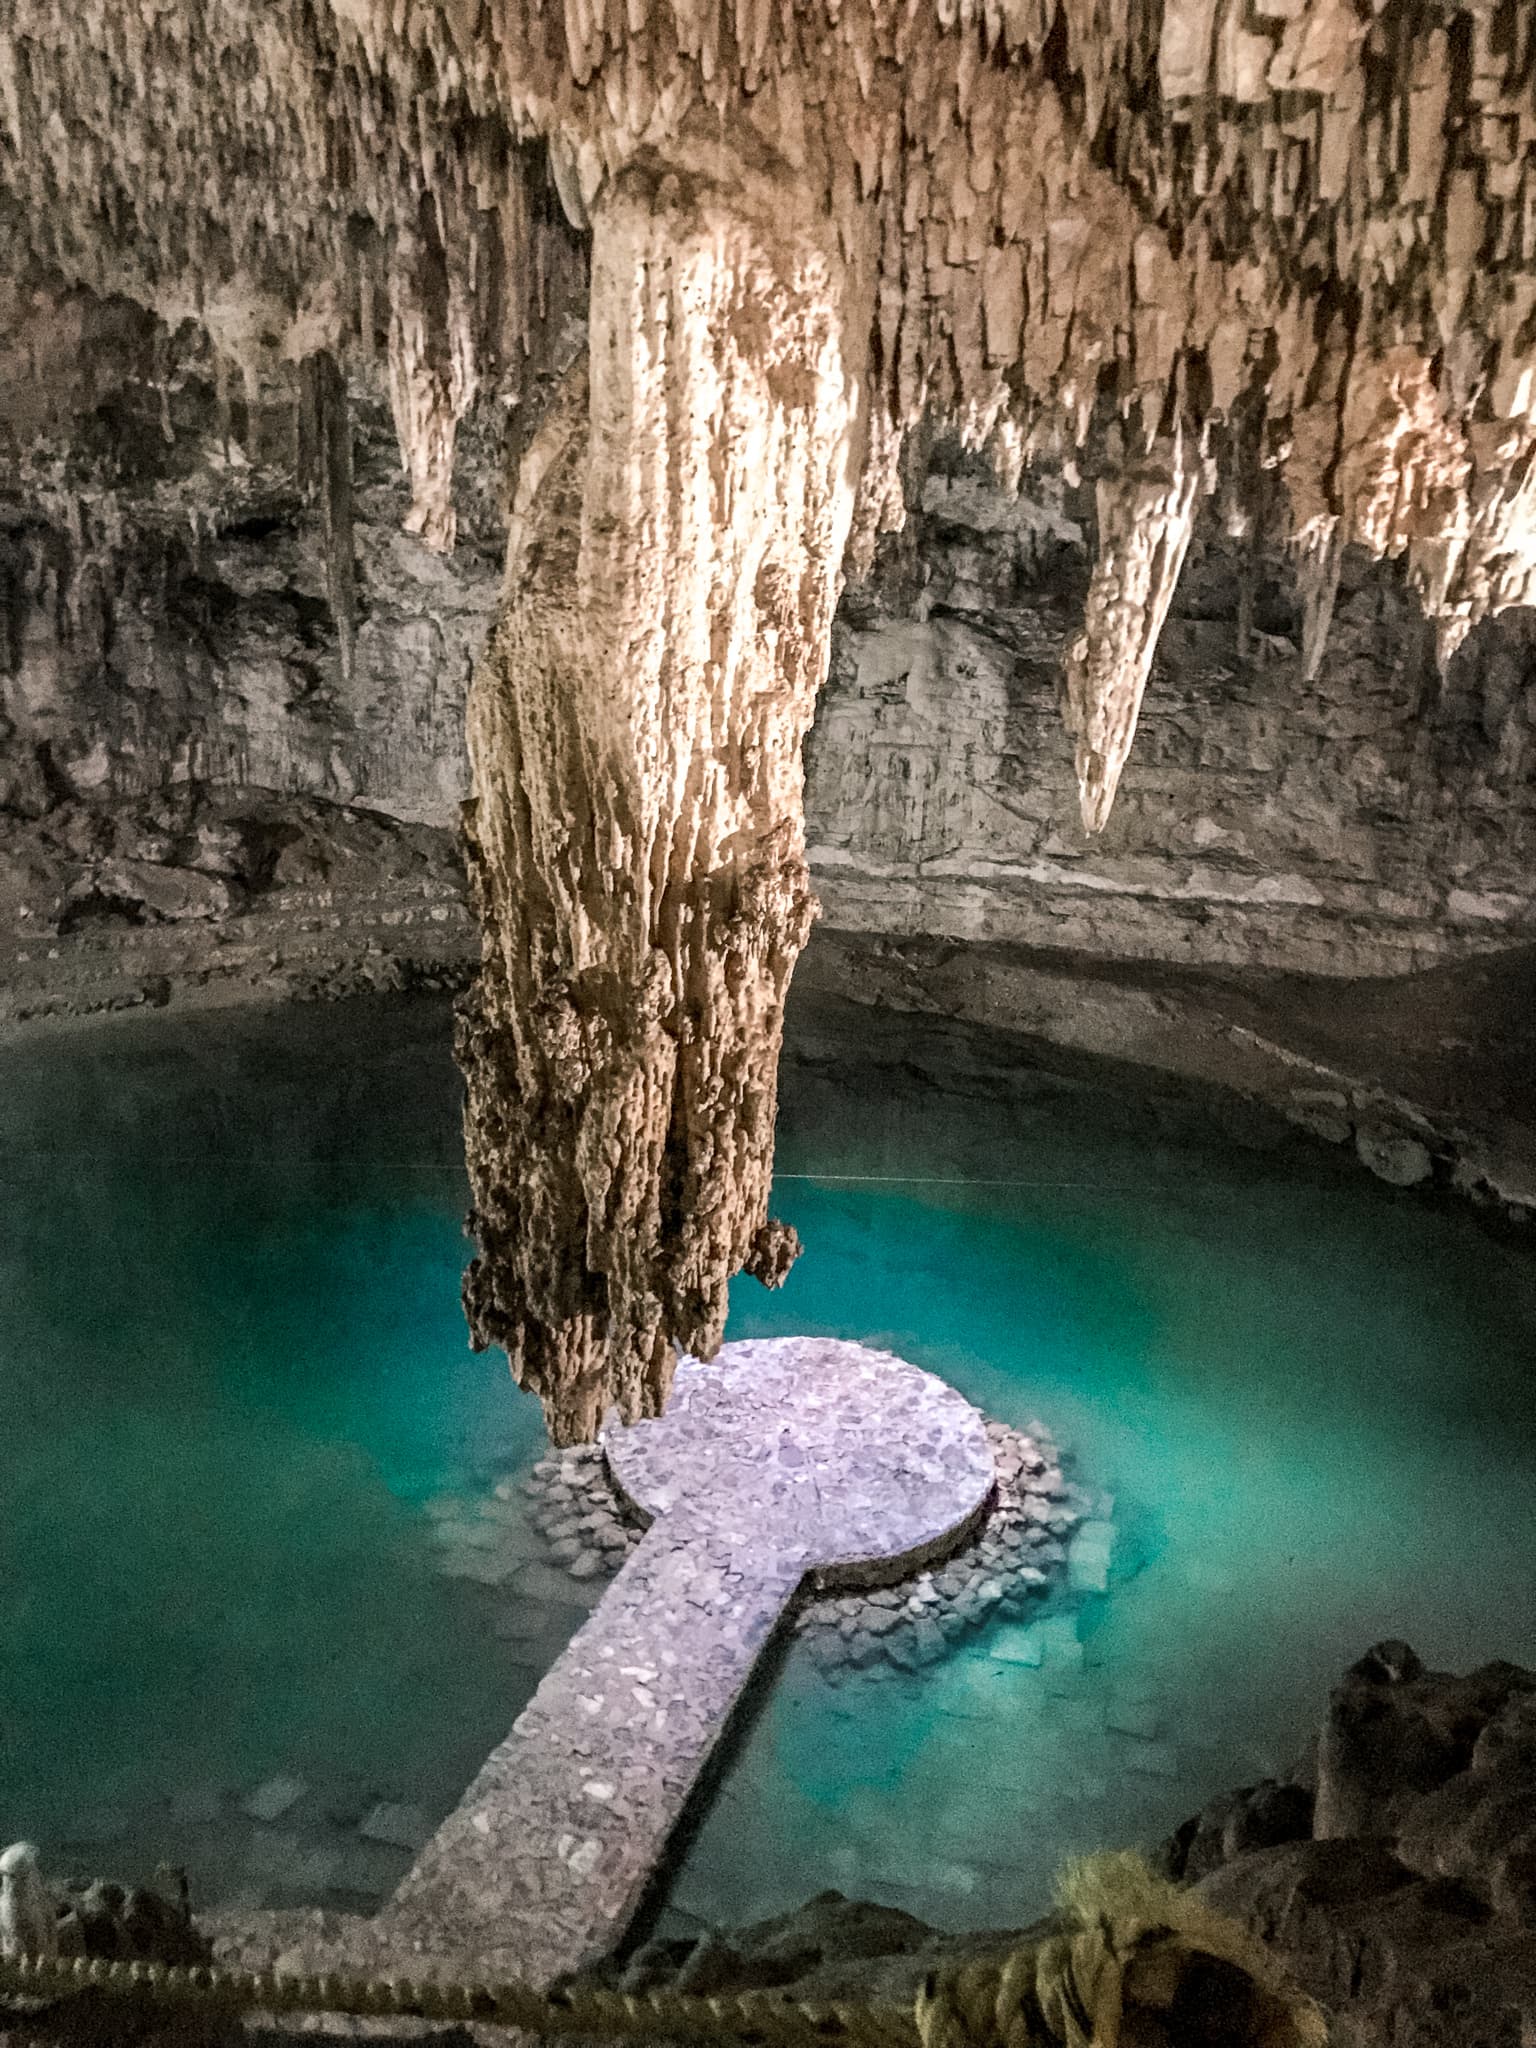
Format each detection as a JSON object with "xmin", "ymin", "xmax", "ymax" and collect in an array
[
  {"xmin": 1061, "ymin": 435, "xmax": 1199, "ymax": 836},
  {"xmin": 386, "ymin": 222, "xmax": 477, "ymax": 555},
  {"xmin": 7, "ymin": 0, "xmax": 1536, "ymax": 744},
  {"xmin": 1296, "ymin": 526, "xmax": 1343, "ymax": 685},
  {"xmin": 298, "ymin": 350, "xmax": 358, "ymax": 681},
  {"xmin": 455, "ymin": 159, "xmax": 863, "ymax": 1441},
  {"xmin": 317, "ymin": 353, "xmax": 357, "ymax": 685}
]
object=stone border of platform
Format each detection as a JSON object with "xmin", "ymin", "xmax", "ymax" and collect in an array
[{"xmin": 516, "ymin": 1405, "xmax": 1101, "ymax": 1679}]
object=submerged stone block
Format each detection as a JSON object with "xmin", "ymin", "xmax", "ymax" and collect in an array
[
  {"xmin": 989, "ymin": 1623, "xmax": 1045, "ymax": 1667},
  {"xmin": 1068, "ymin": 1519, "xmax": 1116, "ymax": 1594},
  {"xmin": 1035, "ymin": 1615, "xmax": 1084, "ymax": 1667},
  {"xmin": 360, "ymin": 1801, "xmax": 433, "ymax": 1852},
  {"xmin": 1126, "ymin": 1741, "xmax": 1181, "ymax": 1779},
  {"xmin": 1107, "ymin": 1695, "xmax": 1163, "ymax": 1740},
  {"xmin": 242, "ymin": 1775, "xmax": 307, "ymax": 1824},
  {"xmin": 333, "ymin": 1838, "xmax": 416, "ymax": 1900},
  {"xmin": 243, "ymin": 1830, "xmax": 340, "ymax": 1891},
  {"xmin": 430, "ymin": 1517, "xmax": 501, "ymax": 1551},
  {"xmin": 436, "ymin": 1552, "xmax": 522, "ymax": 1585},
  {"xmin": 167, "ymin": 1780, "xmax": 227, "ymax": 1826}
]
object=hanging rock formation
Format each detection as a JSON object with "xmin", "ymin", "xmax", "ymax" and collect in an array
[
  {"xmin": 5, "ymin": 0, "xmax": 1536, "ymax": 1428},
  {"xmin": 455, "ymin": 161, "xmax": 865, "ymax": 1437},
  {"xmin": 1062, "ymin": 435, "xmax": 1200, "ymax": 833}
]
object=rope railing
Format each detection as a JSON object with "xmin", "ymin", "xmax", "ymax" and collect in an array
[
  {"xmin": 0, "ymin": 1949, "xmax": 916, "ymax": 2044},
  {"xmin": 0, "ymin": 1855, "xmax": 1329, "ymax": 2046}
]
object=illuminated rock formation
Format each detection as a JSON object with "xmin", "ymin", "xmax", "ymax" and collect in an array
[
  {"xmin": 1062, "ymin": 436, "xmax": 1199, "ymax": 834},
  {"xmin": 456, "ymin": 164, "xmax": 862, "ymax": 1437},
  {"xmin": 6, "ymin": 0, "xmax": 1536, "ymax": 1427}
]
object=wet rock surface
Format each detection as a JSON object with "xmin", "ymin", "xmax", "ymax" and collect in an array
[
  {"xmin": 0, "ymin": 788, "xmax": 477, "ymax": 1033},
  {"xmin": 0, "ymin": 377, "xmax": 492, "ymax": 1033},
  {"xmin": 5, "ymin": 372, "xmax": 1535, "ymax": 1058},
  {"xmin": 5, "ymin": 408, "xmax": 1535, "ymax": 1248},
  {"xmin": 1171, "ymin": 1645, "xmax": 1536, "ymax": 2048}
]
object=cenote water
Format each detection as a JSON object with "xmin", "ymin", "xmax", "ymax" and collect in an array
[{"xmin": 2, "ymin": 992, "xmax": 1534, "ymax": 1933}]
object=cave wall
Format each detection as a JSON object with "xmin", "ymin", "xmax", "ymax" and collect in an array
[
  {"xmin": 0, "ymin": 315, "xmax": 498, "ymax": 947},
  {"xmin": 4, "ymin": 409, "xmax": 1536, "ymax": 979},
  {"xmin": 810, "ymin": 450, "xmax": 1536, "ymax": 975},
  {"xmin": 1, "ymin": 385, "xmax": 492, "ymax": 834}
]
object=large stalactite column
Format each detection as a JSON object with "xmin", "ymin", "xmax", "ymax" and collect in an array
[{"xmin": 456, "ymin": 159, "xmax": 867, "ymax": 1444}]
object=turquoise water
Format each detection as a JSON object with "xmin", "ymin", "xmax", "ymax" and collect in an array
[
  {"xmin": 661, "ymin": 1019, "xmax": 1536, "ymax": 1931},
  {"xmin": 0, "ymin": 998, "xmax": 577, "ymax": 1911},
  {"xmin": 3, "ymin": 992, "xmax": 1534, "ymax": 1934}
]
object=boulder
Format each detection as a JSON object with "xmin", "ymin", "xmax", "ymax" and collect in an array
[
  {"xmin": 1286, "ymin": 1090, "xmax": 1353, "ymax": 1145},
  {"xmin": 1355, "ymin": 1128, "xmax": 1434, "ymax": 1187},
  {"xmin": 1197, "ymin": 1840, "xmax": 1534, "ymax": 2048},
  {"xmin": 1314, "ymin": 1639, "xmax": 1534, "ymax": 1839},
  {"xmin": 910, "ymin": 1618, "xmax": 947, "ymax": 1664},
  {"xmin": 60, "ymin": 858, "xmax": 237, "ymax": 928},
  {"xmin": 1161, "ymin": 1779, "xmax": 1314, "ymax": 1883},
  {"xmin": 610, "ymin": 1891, "xmax": 935, "ymax": 1998},
  {"xmin": 1179, "ymin": 1645, "xmax": 1536, "ymax": 2047},
  {"xmin": 358, "ymin": 1801, "xmax": 432, "ymax": 1852}
]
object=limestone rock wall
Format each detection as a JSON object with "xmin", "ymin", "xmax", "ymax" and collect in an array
[
  {"xmin": 810, "ymin": 450, "xmax": 1536, "ymax": 975},
  {"xmin": 0, "ymin": 344, "xmax": 498, "ymax": 967},
  {"xmin": 0, "ymin": 229, "xmax": 585, "ymax": 956},
  {"xmin": 1, "ymin": 385, "xmax": 490, "ymax": 838},
  {"xmin": 2, "ymin": 495, "xmax": 484, "ymax": 837},
  {"xmin": 7, "ymin": 425, "xmax": 1536, "ymax": 982}
]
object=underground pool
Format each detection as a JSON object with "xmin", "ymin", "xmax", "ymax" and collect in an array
[{"xmin": 2, "ymin": 990, "xmax": 1534, "ymax": 1935}]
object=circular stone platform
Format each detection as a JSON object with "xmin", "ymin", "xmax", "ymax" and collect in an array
[{"xmin": 602, "ymin": 1335, "xmax": 996, "ymax": 1578}]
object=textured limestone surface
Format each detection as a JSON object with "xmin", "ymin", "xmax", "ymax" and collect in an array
[
  {"xmin": 0, "ymin": 368, "xmax": 494, "ymax": 1024},
  {"xmin": 811, "ymin": 453, "xmax": 1536, "ymax": 978},
  {"xmin": 367, "ymin": 1339, "xmax": 993, "ymax": 1983},
  {"xmin": 8, "ymin": 431, "xmax": 1535, "ymax": 1012},
  {"xmin": 1177, "ymin": 1644, "xmax": 1536, "ymax": 2048},
  {"xmin": 0, "ymin": 341, "xmax": 503, "ymax": 831},
  {"xmin": 454, "ymin": 166, "xmax": 864, "ymax": 1440},
  {"xmin": 10, "ymin": 0, "xmax": 1536, "ymax": 723}
]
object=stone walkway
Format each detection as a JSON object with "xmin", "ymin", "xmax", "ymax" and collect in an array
[{"xmin": 375, "ymin": 1338, "xmax": 994, "ymax": 1983}]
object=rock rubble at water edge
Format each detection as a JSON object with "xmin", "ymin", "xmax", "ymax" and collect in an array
[{"xmin": 512, "ymin": 1415, "xmax": 1112, "ymax": 1679}]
